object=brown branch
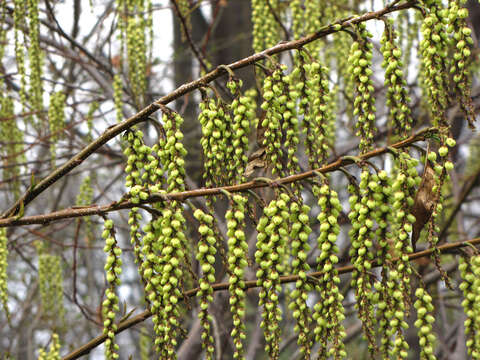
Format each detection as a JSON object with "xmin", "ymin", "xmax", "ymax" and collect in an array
[
  {"xmin": 62, "ymin": 235, "xmax": 480, "ymax": 360},
  {"xmin": 0, "ymin": 127, "xmax": 436, "ymax": 228},
  {"xmin": 170, "ymin": 0, "xmax": 209, "ymax": 72},
  {"xmin": 1, "ymin": 0, "xmax": 417, "ymax": 219}
]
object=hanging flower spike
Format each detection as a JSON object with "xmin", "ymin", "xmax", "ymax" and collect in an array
[
  {"xmin": 288, "ymin": 200, "xmax": 313, "ymax": 357},
  {"xmin": 459, "ymin": 254, "xmax": 480, "ymax": 359},
  {"xmin": 348, "ymin": 168, "xmax": 378, "ymax": 355},
  {"xmin": 37, "ymin": 244, "xmax": 65, "ymax": 330},
  {"xmin": 448, "ymin": 0, "xmax": 476, "ymax": 128},
  {"xmin": 413, "ymin": 286, "xmax": 437, "ymax": 360},
  {"xmin": 251, "ymin": 0, "xmax": 280, "ymax": 54},
  {"xmin": 194, "ymin": 209, "xmax": 217, "ymax": 360},
  {"xmin": 255, "ymin": 192, "xmax": 290, "ymax": 359},
  {"xmin": 312, "ymin": 182, "xmax": 347, "ymax": 359},
  {"xmin": 226, "ymin": 194, "xmax": 249, "ymax": 360},
  {"xmin": 27, "ymin": 0, "xmax": 44, "ymax": 122},
  {"xmin": 0, "ymin": 96, "xmax": 24, "ymax": 198},
  {"xmin": 348, "ymin": 23, "xmax": 377, "ymax": 154},
  {"xmin": 48, "ymin": 92, "xmax": 66, "ymax": 168},
  {"xmin": 419, "ymin": 0, "xmax": 451, "ymax": 127},
  {"xmin": 300, "ymin": 52, "xmax": 335, "ymax": 169},
  {"xmin": 381, "ymin": 18, "xmax": 413, "ymax": 137},
  {"xmin": 13, "ymin": 0, "xmax": 28, "ymax": 113},
  {"xmin": 261, "ymin": 64, "xmax": 300, "ymax": 179},
  {"xmin": 0, "ymin": 228, "xmax": 8, "ymax": 318},
  {"xmin": 101, "ymin": 218, "xmax": 122, "ymax": 360},
  {"xmin": 198, "ymin": 94, "xmax": 232, "ymax": 187},
  {"xmin": 227, "ymin": 77, "xmax": 254, "ymax": 184}
]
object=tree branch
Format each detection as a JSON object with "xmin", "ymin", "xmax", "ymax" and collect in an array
[{"xmin": 0, "ymin": 127, "xmax": 436, "ymax": 227}]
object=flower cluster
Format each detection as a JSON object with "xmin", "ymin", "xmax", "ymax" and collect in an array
[
  {"xmin": 27, "ymin": 0, "xmax": 44, "ymax": 120},
  {"xmin": 391, "ymin": 151, "xmax": 421, "ymax": 289},
  {"xmin": 227, "ymin": 79, "xmax": 255, "ymax": 184},
  {"xmin": 300, "ymin": 54, "xmax": 335, "ymax": 168},
  {"xmin": 0, "ymin": 96, "xmax": 24, "ymax": 197},
  {"xmin": 413, "ymin": 286, "xmax": 437, "ymax": 360},
  {"xmin": 459, "ymin": 254, "xmax": 480, "ymax": 359},
  {"xmin": 0, "ymin": 228, "xmax": 8, "ymax": 317},
  {"xmin": 251, "ymin": 0, "xmax": 280, "ymax": 54},
  {"xmin": 37, "ymin": 245, "xmax": 65, "ymax": 329},
  {"xmin": 123, "ymin": 129, "xmax": 151, "ymax": 199},
  {"xmin": 420, "ymin": 0, "xmax": 450, "ymax": 127},
  {"xmin": 255, "ymin": 192, "xmax": 290, "ymax": 358},
  {"xmin": 348, "ymin": 169, "xmax": 378, "ymax": 354},
  {"xmin": 157, "ymin": 205, "xmax": 188, "ymax": 358},
  {"xmin": 348, "ymin": 24, "xmax": 377, "ymax": 153},
  {"xmin": 424, "ymin": 137, "xmax": 455, "ymax": 275},
  {"xmin": 37, "ymin": 333, "xmax": 61, "ymax": 360},
  {"xmin": 126, "ymin": 0, "xmax": 148, "ymax": 104},
  {"xmin": 139, "ymin": 215, "xmax": 165, "ymax": 351},
  {"xmin": 199, "ymin": 96, "xmax": 233, "ymax": 187},
  {"xmin": 76, "ymin": 176, "xmax": 95, "ymax": 243},
  {"xmin": 48, "ymin": 92, "xmax": 66, "ymax": 167},
  {"xmin": 158, "ymin": 109, "xmax": 187, "ymax": 192},
  {"xmin": 226, "ymin": 194, "xmax": 249, "ymax": 359},
  {"xmin": 381, "ymin": 18, "xmax": 413, "ymax": 137},
  {"xmin": 14, "ymin": 0, "xmax": 28, "ymax": 112},
  {"xmin": 113, "ymin": 74, "xmax": 123, "ymax": 122},
  {"xmin": 312, "ymin": 183, "xmax": 347, "ymax": 359},
  {"xmin": 101, "ymin": 218, "xmax": 122, "ymax": 360},
  {"xmin": 194, "ymin": 209, "xmax": 217, "ymax": 359},
  {"xmin": 375, "ymin": 157, "xmax": 419, "ymax": 357},
  {"xmin": 261, "ymin": 65, "xmax": 300, "ymax": 177},
  {"xmin": 448, "ymin": 0, "xmax": 476, "ymax": 128},
  {"xmin": 288, "ymin": 200, "xmax": 313, "ymax": 356}
]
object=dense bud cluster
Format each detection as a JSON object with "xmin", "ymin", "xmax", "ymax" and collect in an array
[
  {"xmin": 420, "ymin": 0, "xmax": 450, "ymax": 127},
  {"xmin": 423, "ymin": 136, "xmax": 455, "ymax": 276},
  {"xmin": 199, "ymin": 96, "xmax": 233, "ymax": 187},
  {"xmin": 101, "ymin": 218, "xmax": 122, "ymax": 360},
  {"xmin": 13, "ymin": 0, "xmax": 28, "ymax": 112},
  {"xmin": 448, "ymin": 0, "xmax": 476, "ymax": 128},
  {"xmin": 227, "ymin": 80, "xmax": 256, "ymax": 184},
  {"xmin": 48, "ymin": 92, "xmax": 66, "ymax": 167},
  {"xmin": 27, "ymin": 0, "xmax": 43, "ymax": 120},
  {"xmin": 113, "ymin": 75, "xmax": 123, "ymax": 123},
  {"xmin": 148, "ymin": 108, "xmax": 188, "ymax": 359},
  {"xmin": 255, "ymin": 193, "xmax": 290, "ymax": 358},
  {"xmin": 0, "ymin": 96, "xmax": 24, "ymax": 197},
  {"xmin": 312, "ymin": 183, "xmax": 347, "ymax": 359},
  {"xmin": 348, "ymin": 168, "xmax": 378, "ymax": 353},
  {"xmin": 226, "ymin": 195, "xmax": 249, "ymax": 359},
  {"xmin": 391, "ymin": 152, "xmax": 421, "ymax": 287},
  {"xmin": 299, "ymin": 54, "xmax": 335, "ymax": 168},
  {"xmin": 381, "ymin": 19, "xmax": 413, "ymax": 136},
  {"xmin": 37, "ymin": 333, "xmax": 61, "ymax": 360},
  {"xmin": 251, "ymin": 0, "xmax": 280, "ymax": 54},
  {"xmin": 194, "ymin": 209, "xmax": 217, "ymax": 359},
  {"xmin": 76, "ymin": 176, "xmax": 95, "ymax": 243},
  {"xmin": 459, "ymin": 254, "xmax": 480, "ymax": 359},
  {"xmin": 261, "ymin": 66, "xmax": 300, "ymax": 177},
  {"xmin": 126, "ymin": 0, "xmax": 148, "ymax": 105},
  {"xmin": 348, "ymin": 24, "xmax": 376, "ymax": 153},
  {"xmin": 413, "ymin": 286, "xmax": 437, "ymax": 360},
  {"xmin": 0, "ymin": 229, "xmax": 8, "ymax": 317},
  {"xmin": 288, "ymin": 200, "xmax": 313, "ymax": 356},
  {"xmin": 37, "ymin": 244, "xmax": 65, "ymax": 329}
]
